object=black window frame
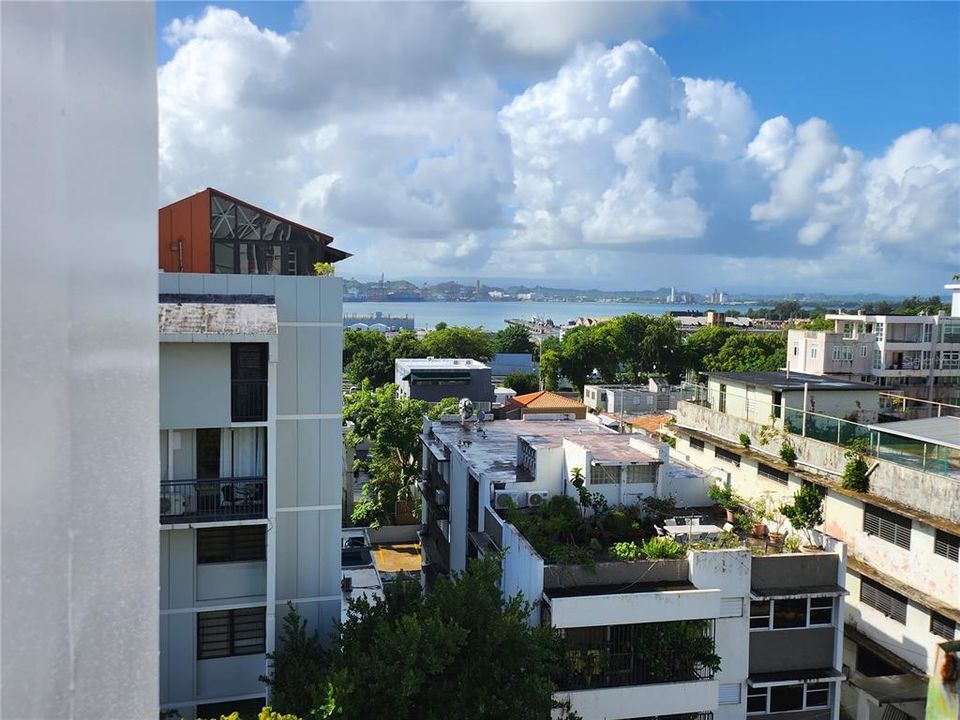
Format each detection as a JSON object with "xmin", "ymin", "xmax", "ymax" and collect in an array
[
  {"xmin": 930, "ymin": 611, "xmax": 956, "ymax": 640},
  {"xmin": 197, "ymin": 607, "xmax": 266, "ymax": 660},
  {"xmin": 714, "ymin": 447, "xmax": 741, "ymax": 467},
  {"xmin": 934, "ymin": 529, "xmax": 959, "ymax": 563},
  {"xmin": 757, "ymin": 462, "xmax": 788, "ymax": 485},
  {"xmin": 197, "ymin": 525, "xmax": 266, "ymax": 564},
  {"xmin": 860, "ymin": 577, "xmax": 908, "ymax": 624},
  {"xmin": 231, "ymin": 343, "xmax": 268, "ymax": 422},
  {"xmin": 689, "ymin": 436, "xmax": 705, "ymax": 451},
  {"xmin": 863, "ymin": 503, "xmax": 911, "ymax": 550}
]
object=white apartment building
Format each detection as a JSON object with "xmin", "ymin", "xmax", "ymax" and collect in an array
[
  {"xmin": 418, "ymin": 417, "xmax": 847, "ymax": 720},
  {"xmin": 672, "ymin": 374, "xmax": 959, "ymax": 720},
  {"xmin": 787, "ymin": 283, "xmax": 960, "ymax": 407},
  {"xmin": 157, "ymin": 191, "xmax": 347, "ymax": 718}
]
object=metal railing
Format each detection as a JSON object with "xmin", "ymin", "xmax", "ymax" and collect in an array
[
  {"xmin": 231, "ymin": 379, "xmax": 267, "ymax": 422},
  {"xmin": 680, "ymin": 383, "xmax": 960, "ymax": 478},
  {"xmin": 555, "ymin": 620, "xmax": 717, "ymax": 691},
  {"xmin": 160, "ymin": 477, "xmax": 266, "ymax": 523}
]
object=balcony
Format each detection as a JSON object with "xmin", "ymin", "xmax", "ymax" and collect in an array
[
  {"xmin": 231, "ymin": 379, "xmax": 267, "ymax": 422},
  {"xmin": 160, "ymin": 477, "xmax": 266, "ymax": 524}
]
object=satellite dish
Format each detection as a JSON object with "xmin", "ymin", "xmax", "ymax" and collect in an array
[{"xmin": 459, "ymin": 398, "xmax": 474, "ymax": 421}]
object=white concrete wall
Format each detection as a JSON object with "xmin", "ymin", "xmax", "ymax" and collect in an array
[
  {"xmin": 500, "ymin": 519, "xmax": 545, "ymax": 626},
  {"xmin": 448, "ymin": 451, "xmax": 470, "ymax": 573},
  {"xmin": 550, "ymin": 588, "xmax": 721, "ymax": 628},
  {"xmin": 688, "ymin": 550, "xmax": 752, "ymax": 720},
  {"xmin": 1, "ymin": 2, "xmax": 159, "ymax": 717},
  {"xmin": 160, "ymin": 344, "xmax": 233, "ymax": 429},
  {"xmin": 560, "ymin": 680, "xmax": 719, "ymax": 720}
]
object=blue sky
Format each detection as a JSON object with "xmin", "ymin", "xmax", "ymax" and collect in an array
[{"xmin": 156, "ymin": 2, "xmax": 959, "ymax": 294}]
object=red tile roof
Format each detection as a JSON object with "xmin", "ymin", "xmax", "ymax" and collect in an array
[{"xmin": 509, "ymin": 391, "xmax": 586, "ymax": 409}]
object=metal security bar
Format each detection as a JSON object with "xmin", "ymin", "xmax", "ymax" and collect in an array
[{"xmin": 160, "ymin": 477, "xmax": 266, "ymax": 524}]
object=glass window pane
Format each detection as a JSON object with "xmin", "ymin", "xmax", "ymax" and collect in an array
[
  {"xmin": 806, "ymin": 683, "xmax": 829, "ymax": 708},
  {"xmin": 750, "ymin": 601, "xmax": 770, "ymax": 629},
  {"xmin": 770, "ymin": 685, "xmax": 804, "ymax": 712},
  {"xmin": 235, "ymin": 203, "xmax": 262, "ymax": 241},
  {"xmin": 747, "ymin": 689, "xmax": 767, "ymax": 714},
  {"xmin": 213, "ymin": 241, "xmax": 234, "ymax": 273},
  {"xmin": 211, "ymin": 196, "xmax": 236, "ymax": 239},
  {"xmin": 772, "ymin": 599, "xmax": 807, "ymax": 629}
]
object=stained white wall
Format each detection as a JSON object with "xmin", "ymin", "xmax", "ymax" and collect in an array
[{"xmin": 0, "ymin": 2, "xmax": 159, "ymax": 717}]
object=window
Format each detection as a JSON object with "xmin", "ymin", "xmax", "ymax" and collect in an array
[
  {"xmin": 194, "ymin": 428, "xmax": 267, "ymax": 480},
  {"xmin": 749, "ymin": 601, "xmax": 770, "ymax": 629},
  {"xmin": 875, "ymin": 323, "xmax": 884, "ymax": 342},
  {"xmin": 873, "ymin": 350, "xmax": 882, "ymax": 370},
  {"xmin": 922, "ymin": 350, "xmax": 932, "ymax": 369},
  {"xmin": 231, "ymin": 343, "xmax": 268, "ymax": 422},
  {"xmin": 757, "ymin": 462, "xmax": 788, "ymax": 485},
  {"xmin": 715, "ymin": 447, "xmax": 741, "ymax": 467},
  {"xmin": 689, "ymin": 437, "xmax": 705, "ymax": 451},
  {"xmin": 792, "ymin": 344, "xmax": 799, "ymax": 357},
  {"xmin": 197, "ymin": 526, "xmax": 266, "ymax": 564},
  {"xmin": 590, "ymin": 465, "xmax": 620, "ymax": 485},
  {"xmin": 196, "ymin": 428, "xmax": 221, "ymax": 479},
  {"xmin": 624, "ymin": 465, "xmax": 655, "ymax": 484},
  {"xmin": 773, "ymin": 599, "xmax": 807, "ymax": 629},
  {"xmin": 750, "ymin": 597, "xmax": 834, "ymax": 630},
  {"xmin": 809, "ymin": 596, "xmax": 834, "ymax": 625},
  {"xmin": 832, "ymin": 346, "xmax": 853, "ymax": 362},
  {"xmin": 863, "ymin": 504, "xmax": 911, "ymax": 550},
  {"xmin": 930, "ymin": 612, "xmax": 956, "ymax": 640},
  {"xmin": 860, "ymin": 345, "xmax": 868, "ymax": 358},
  {"xmin": 942, "ymin": 323, "xmax": 960, "ymax": 344},
  {"xmin": 197, "ymin": 607, "xmax": 266, "ymax": 659},
  {"xmin": 718, "ymin": 384, "xmax": 727, "ymax": 413},
  {"xmin": 940, "ymin": 351, "xmax": 960, "ymax": 370},
  {"xmin": 860, "ymin": 577, "xmax": 908, "ymax": 624},
  {"xmin": 934, "ymin": 530, "xmax": 959, "ymax": 562},
  {"xmin": 746, "ymin": 684, "xmax": 830, "ymax": 714},
  {"xmin": 810, "ymin": 345, "xmax": 818, "ymax": 359},
  {"xmin": 719, "ymin": 683, "xmax": 742, "ymax": 705}
]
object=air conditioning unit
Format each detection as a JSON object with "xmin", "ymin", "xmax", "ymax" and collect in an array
[
  {"xmin": 160, "ymin": 494, "xmax": 186, "ymax": 516},
  {"xmin": 435, "ymin": 489, "xmax": 448, "ymax": 506},
  {"xmin": 494, "ymin": 490, "xmax": 528, "ymax": 510},
  {"xmin": 527, "ymin": 490, "xmax": 549, "ymax": 507}
]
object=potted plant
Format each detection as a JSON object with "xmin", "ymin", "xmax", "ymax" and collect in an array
[
  {"xmin": 780, "ymin": 483, "xmax": 824, "ymax": 552},
  {"xmin": 749, "ymin": 496, "xmax": 772, "ymax": 539},
  {"xmin": 779, "ymin": 441, "xmax": 798, "ymax": 467},
  {"xmin": 707, "ymin": 483, "xmax": 739, "ymax": 523},
  {"xmin": 739, "ymin": 432, "xmax": 752, "ymax": 449},
  {"xmin": 782, "ymin": 533, "xmax": 802, "ymax": 553}
]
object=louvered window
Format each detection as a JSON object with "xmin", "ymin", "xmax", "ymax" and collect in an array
[
  {"xmin": 860, "ymin": 578, "xmax": 907, "ymax": 624},
  {"xmin": 197, "ymin": 526, "xmax": 266, "ymax": 564},
  {"xmin": 934, "ymin": 530, "xmax": 959, "ymax": 562},
  {"xmin": 715, "ymin": 447, "xmax": 741, "ymax": 467},
  {"xmin": 689, "ymin": 437, "xmax": 705, "ymax": 451},
  {"xmin": 863, "ymin": 504, "xmax": 911, "ymax": 550},
  {"xmin": 197, "ymin": 607, "xmax": 266, "ymax": 659},
  {"xmin": 757, "ymin": 462, "xmax": 788, "ymax": 485},
  {"xmin": 930, "ymin": 611, "xmax": 956, "ymax": 640}
]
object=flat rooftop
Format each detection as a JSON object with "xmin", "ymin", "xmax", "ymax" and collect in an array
[
  {"xmin": 705, "ymin": 371, "xmax": 877, "ymax": 391},
  {"xmin": 158, "ymin": 299, "xmax": 278, "ymax": 336},
  {"xmin": 396, "ymin": 357, "xmax": 489, "ymax": 370},
  {"xmin": 426, "ymin": 418, "xmax": 659, "ymax": 484},
  {"xmin": 546, "ymin": 580, "xmax": 694, "ymax": 598},
  {"xmin": 868, "ymin": 416, "xmax": 960, "ymax": 450}
]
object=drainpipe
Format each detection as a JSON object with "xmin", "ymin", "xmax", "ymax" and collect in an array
[{"xmin": 802, "ymin": 382, "xmax": 809, "ymax": 437}]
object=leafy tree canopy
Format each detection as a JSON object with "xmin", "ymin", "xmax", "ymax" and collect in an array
[
  {"xmin": 501, "ymin": 371, "xmax": 539, "ymax": 395},
  {"xmin": 343, "ymin": 330, "xmax": 393, "ymax": 387},
  {"xmin": 420, "ymin": 326, "xmax": 495, "ymax": 362},
  {"xmin": 322, "ymin": 555, "xmax": 578, "ymax": 720},
  {"xmin": 495, "ymin": 325, "xmax": 535, "ymax": 355},
  {"xmin": 538, "ymin": 349, "xmax": 562, "ymax": 391},
  {"xmin": 702, "ymin": 333, "xmax": 787, "ymax": 373}
]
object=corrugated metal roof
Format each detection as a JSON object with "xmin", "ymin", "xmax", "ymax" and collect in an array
[
  {"xmin": 868, "ymin": 416, "xmax": 960, "ymax": 450},
  {"xmin": 158, "ymin": 302, "xmax": 278, "ymax": 336}
]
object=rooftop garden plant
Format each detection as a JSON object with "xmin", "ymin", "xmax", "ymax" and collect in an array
[
  {"xmin": 779, "ymin": 442, "xmax": 798, "ymax": 467},
  {"xmin": 739, "ymin": 433, "xmax": 751, "ymax": 449},
  {"xmin": 780, "ymin": 483, "xmax": 825, "ymax": 550},
  {"xmin": 841, "ymin": 438, "xmax": 870, "ymax": 493}
]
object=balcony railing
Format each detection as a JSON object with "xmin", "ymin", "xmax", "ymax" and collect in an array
[
  {"xmin": 232, "ymin": 379, "xmax": 267, "ymax": 422},
  {"xmin": 160, "ymin": 477, "xmax": 266, "ymax": 524},
  {"xmin": 555, "ymin": 620, "xmax": 718, "ymax": 691}
]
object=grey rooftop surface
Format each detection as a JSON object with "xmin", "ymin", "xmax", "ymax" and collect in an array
[
  {"xmin": 396, "ymin": 357, "xmax": 490, "ymax": 370},
  {"xmin": 158, "ymin": 301, "xmax": 278, "ymax": 336},
  {"xmin": 425, "ymin": 418, "xmax": 659, "ymax": 485},
  {"xmin": 868, "ymin": 416, "xmax": 960, "ymax": 450},
  {"xmin": 704, "ymin": 371, "xmax": 877, "ymax": 391}
]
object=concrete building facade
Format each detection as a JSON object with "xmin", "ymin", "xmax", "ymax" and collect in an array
[
  {"xmin": 157, "ymin": 196, "xmax": 347, "ymax": 717},
  {"xmin": 671, "ymin": 373, "xmax": 959, "ymax": 720},
  {"xmin": 395, "ymin": 357, "xmax": 495, "ymax": 407},
  {"xmin": 786, "ymin": 284, "xmax": 960, "ymax": 407}
]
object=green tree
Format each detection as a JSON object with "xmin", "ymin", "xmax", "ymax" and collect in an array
[
  {"xmin": 344, "ymin": 382, "xmax": 427, "ymax": 525},
  {"xmin": 559, "ymin": 325, "xmax": 617, "ymax": 393},
  {"xmin": 321, "ymin": 555, "xmax": 577, "ymax": 720},
  {"xmin": 261, "ymin": 604, "xmax": 328, "ymax": 717},
  {"xmin": 684, "ymin": 326, "xmax": 738, "ymax": 372},
  {"xmin": 495, "ymin": 325, "xmax": 535, "ymax": 355},
  {"xmin": 636, "ymin": 314, "xmax": 684, "ymax": 381},
  {"xmin": 501, "ymin": 371, "xmax": 539, "ymax": 395},
  {"xmin": 538, "ymin": 349, "xmax": 562, "ymax": 391},
  {"xmin": 703, "ymin": 333, "xmax": 786, "ymax": 372},
  {"xmin": 343, "ymin": 330, "xmax": 393, "ymax": 387},
  {"xmin": 420, "ymin": 326, "xmax": 495, "ymax": 362},
  {"xmin": 803, "ymin": 317, "xmax": 835, "ymax": 331},
  {"xmin": 388, "ymin": 330, "xmax": 424, "ymax": 362}
]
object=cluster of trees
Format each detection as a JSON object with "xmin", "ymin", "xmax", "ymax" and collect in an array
[
  {"xmin": 343, "ymin": 324, "xmax": 536, "ymax": 388},
  {"xmin": 256, "ymin": 556, "xmax": 580, "ymax": 720},
  {"xmin": 742, "ymin": 294, "xmax": 949, "ymax": 320},
  {"xmin": 537, "ymin": 315, "xmax": 788, "ymax": 393}
]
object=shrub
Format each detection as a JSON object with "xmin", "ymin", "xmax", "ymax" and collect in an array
[
  {"xmin": 641, "ymin": 495, "xmax": 677, "ymax": 524},
  {"xmin": 739, "ymin": 433, "xmax": 751, "ymax": 449},
  {"xmin": 732, "ymin": 512, "xmax": 753, "ymax": 535},
  {"xmin": 783, "ymin": 534, "xmax": 802, "ymax": 553},
  {"xmin": 780, "ymin": 483, "xmax": 824, "ymax": 548},
  {"xmin": 841, "ymin": 438, "xmax": 870, "ymax": 492},
  {"xmin": 779, "ymin": 442, "xmax": 797, "ymax": 466},
  {"xmin": 610, "ymin": 541, "xmax": 643, "ymax": 561},
  {"xmin": 707, "ymin": 483, "xmax": 739, "ymax": 511},
  {"xmin": 641, "ymin": 536, "xmax": 685, "ymax": 560},
  {"xmin": 312, "ymin": 262, "xmax": 334, "ymax": 277}
]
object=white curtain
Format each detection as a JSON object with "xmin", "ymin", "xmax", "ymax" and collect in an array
[
  {"xmin": 220, "ymin": 429, "xmax": 232, "ymax": 478},
  {"xmin": 231, "ymin": 428, "xmax": 265, "ymax": 478}
]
